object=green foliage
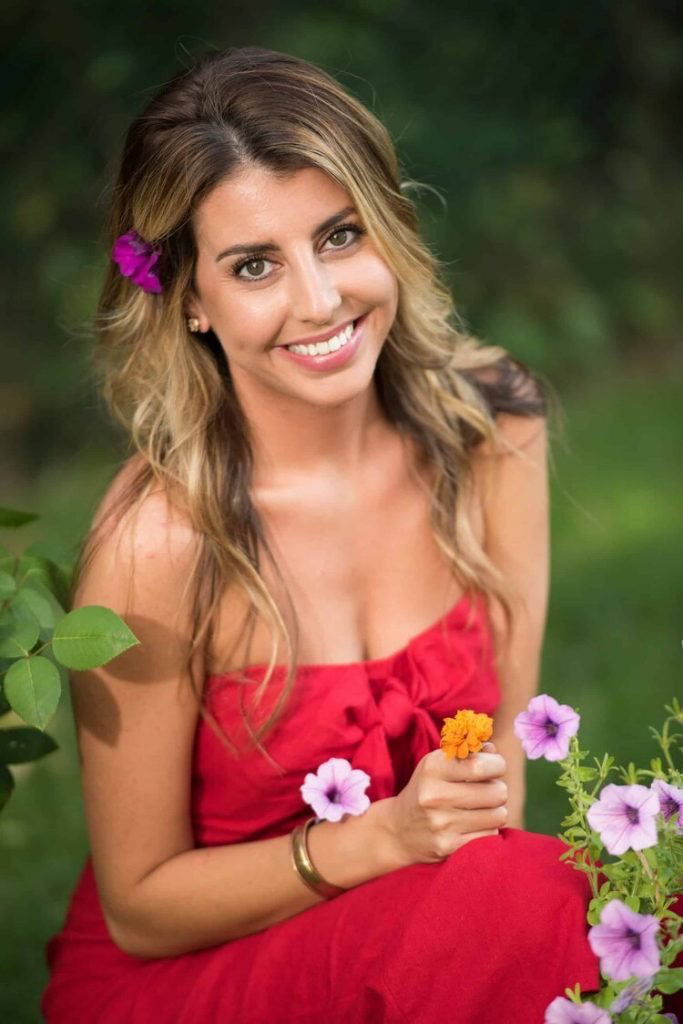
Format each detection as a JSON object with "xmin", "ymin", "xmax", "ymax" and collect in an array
[
  {"xmin": 2, "ymin": 1, "xmax": 682, "ymax": 477},
  {"xmin": 0, "ymin": 508, "xmax": 139, "ymax": 811},
  {"xmin": 52, "ymin": 606, "xmax": 139, "ymax": 671},
  {"xmin": 553, "ymin": 701, "xmax": 683, "ymax": 1017}
]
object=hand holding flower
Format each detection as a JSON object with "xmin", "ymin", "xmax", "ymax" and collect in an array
[{"xmin": 378, "ymin": 711, "xmax": 506, "ymax": 868}]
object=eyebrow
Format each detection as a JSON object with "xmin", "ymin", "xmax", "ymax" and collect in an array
[{"xmin": 214, "ymin": 205, "xmax": 358, "ymax": 262}]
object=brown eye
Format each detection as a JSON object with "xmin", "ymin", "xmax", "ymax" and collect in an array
[
  {"xmin": 328, "ymin": 229, "xmax": 350, "ymax": 247},
  {"xmin": 243, "ymin": 259, "xmax": 266, "ymax": 277}
]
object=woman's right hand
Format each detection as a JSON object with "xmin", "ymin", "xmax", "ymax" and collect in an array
[{"xmin": 377, "ymin": 742, "xmax": 508, "ymax": 866}]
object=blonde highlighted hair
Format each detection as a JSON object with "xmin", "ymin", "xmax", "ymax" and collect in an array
[{"xmin": 77, "ymin": 46, "xmax": 549, "ymax": 761}]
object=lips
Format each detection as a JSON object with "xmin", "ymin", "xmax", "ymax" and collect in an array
[{"xmin": 276, "ymin": 315, "xmax": 362, "ymax": 349}]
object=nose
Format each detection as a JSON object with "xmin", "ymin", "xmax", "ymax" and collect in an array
[{"xmin": 288, "ymin": 249, "xmax": 342, "ymax": 325}]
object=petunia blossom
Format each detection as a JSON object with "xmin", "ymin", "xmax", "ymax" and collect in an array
[
  {"xmin": 609, "ymin": 974, "xmax": 653, "ymax": 1012},
  {"xmin": 544, "ymin": 996, "xmax": 611, "ymax": 1023},
  {"xmin": 300, "ymin": 757, "xmax": 371, "ymax": 823},
  {"xmin": 588, "ymin": 899, "xmax": 660, "ymax": 981},
  {"xmin": 586, "ymin": 783, "xmax": 659, "ymax": 855},
  {"xmin": 112, "ymin": 230, "xmax": 163, "ymax": 294},
  {"xmin": 651, "ymin": 778, "xmax": 683, "ymax": 833},
  {"xmin": 513, "ymin": 694, "xmax": 580, "ymax": 761}
]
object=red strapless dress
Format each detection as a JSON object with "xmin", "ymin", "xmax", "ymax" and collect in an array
[{"xmin": 42, "ymin": 592, "xmax": 606, "ymax": 1023}]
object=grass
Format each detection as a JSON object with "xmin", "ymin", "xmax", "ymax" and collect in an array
[{"xmin": 1, "ymin": 366, "xmax": 681, "ymax": 1022}]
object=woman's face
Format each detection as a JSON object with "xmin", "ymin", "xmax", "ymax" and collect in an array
[{"xmin": 188, "ymin": 165, "xmax": 399, "ymax": 407}]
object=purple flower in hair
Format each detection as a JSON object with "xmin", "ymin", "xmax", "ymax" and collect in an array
[
  {"xmin": 544, "ymin": 996, "xmax": 611, "ymax": 1023},
  {"xmin": 588, "ymin": 899, "xmax": 660, "ymax": 981},
  {"xmin": 513, "ymin": 694, "xmax": 580, "ymax": 761},
  {"xmin": 586, "ymin": 783, "xmax": 659, "ymax": 855},
  {"xmin": 651, "ymin": 778, "xmax": 683, "ymax": 833},
  {"xmin": 300, "ymin": 758, "xmax": 371, "ymax": 823},
  {"xmin": 112, "ymin": 230, "xmax": 163, "ymax": 294}
]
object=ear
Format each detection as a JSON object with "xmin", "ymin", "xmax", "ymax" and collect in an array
[{"xmin": 183, "ymin": 291, "xmax": 211, "ymax": 333}]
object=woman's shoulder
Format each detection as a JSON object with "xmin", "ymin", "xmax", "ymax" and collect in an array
[
  {"xmin": 463, "ymin": 353, "xmax": 548, "ymax": 417},
  {"xmin": 462, "ymin": 354, "xmax": 549, "ymax": 458},
  {"xmin": 78, "ymin": 453, "xmax": 200, "ymax": 605}
]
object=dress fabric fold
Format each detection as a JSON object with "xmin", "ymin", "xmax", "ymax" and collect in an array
[{"xmin": 42, "ymin": 592, "xmax": 614, "ymax": 1023}]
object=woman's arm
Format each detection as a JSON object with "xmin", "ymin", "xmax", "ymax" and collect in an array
[
  {"xmin": 74, "ymin": 463, "xmax": 510, "ymax": 960},
  {"xmin": 71, "ymin": 483, "xmax": 407, "ymax": 959},
  {"xmin": 471, "ymin": 413, "xmax": 550, "ymax": 829}
]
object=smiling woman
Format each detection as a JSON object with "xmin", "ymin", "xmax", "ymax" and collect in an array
[
  {"xmin": 41, "ymin": 46, "xmax": 601, "ymax": 1023},
  {"xmin": 185, "ymin": 166, "xmax": 398, "ymax": 407}
]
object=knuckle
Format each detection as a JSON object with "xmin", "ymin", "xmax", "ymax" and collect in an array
[
  {"xmin": 417, "ymin": 785, "xmax": 437, "ymax": 810},
  {"xmin": 433, "ymin": 833, "xmax": 454, "ymax": 858}
]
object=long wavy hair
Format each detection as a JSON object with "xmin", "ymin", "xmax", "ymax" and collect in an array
[{"xmin": 76, "ymin": 46, "xmax": 549, "ymax": 761}]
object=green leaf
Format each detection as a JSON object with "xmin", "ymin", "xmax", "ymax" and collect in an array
[
  {"xmin": 14, "ymin": 587, "xmax": 56, "ymax": 631},
  {"xmin": 0, "ymin": 762, "xmax": 14, "ymax": 810},
  {"xmin": 4, "ymin": 656, "xmax": 61, "ymax": 729},
  {"xmin": 587, "ymin": 905, "xmax": 602, "ymax": 926},
  {"xmin": 576, "ymin": 767, "xmax": 597, "ymax": 781},
  {"xmin": 52, "ymin": 606, "xmax": 139, "ymax": 669},
  {"xmin": 14, "ymin": 554, "xmax": 52, "ymax": 592},
  {"xmin": 0, "ymin": 726, "xmax": 57, "ymax": 764},
  {"xmin": 0, "ymin": 571, "xmax": 16, "ymax": 599},
  {"xmin": 624, "ymin": 894, "xmax": 640, "ymax": 912},
  {"xmin": 0, "ymin": 506, "xmax": 39, "ymax": 528},
  {"xmin": 653, "ymin": 966, "xmax": 683, "ymax": 994},
  {"xmin": 0, "ymin": 600, "xmax": 41, "ymax": 657},
  {"xmin": 21, "ymin": 546, "xmax": 73, "ymax": 608}
]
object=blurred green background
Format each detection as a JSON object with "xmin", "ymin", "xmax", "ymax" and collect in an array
[{"xmin": 1, "ymin": 1, "xmax": 682, "ymax": 1020}]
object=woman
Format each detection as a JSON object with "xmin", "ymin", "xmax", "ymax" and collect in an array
[{"xmin": 42, "ymin": 47, "xmax": 601, "ymax": 1022}]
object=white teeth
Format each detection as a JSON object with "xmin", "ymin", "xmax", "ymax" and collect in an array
[{"xmin": 286, "ymin": 320, "xmax": 355, "ymax": 356}]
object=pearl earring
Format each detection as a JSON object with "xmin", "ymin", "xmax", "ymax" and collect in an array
[{"xmin": 187, "ymin": 317, "xmax": 201, "ymax": 333}]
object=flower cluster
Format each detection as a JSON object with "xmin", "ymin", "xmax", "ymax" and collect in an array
[
  {"xmin": 440, "ymin": 708, "xmax": 493, "ymax": 760},
  {"xmin": 513, "ymin": 695, "xmax": 683, "ymax": 1021},
  {"xmin": 299, "ymin": 708, "xmax": 494, "ymax": 823}
]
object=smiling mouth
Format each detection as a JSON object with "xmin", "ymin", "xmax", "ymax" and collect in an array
[{"xmin": 276, "ymin": 316, "xmax": 365, "ymax": 357}]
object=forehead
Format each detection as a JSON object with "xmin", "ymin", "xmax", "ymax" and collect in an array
[{"xmin": 193, "ymin": 165, "xmax": 354, "ymax": 248}]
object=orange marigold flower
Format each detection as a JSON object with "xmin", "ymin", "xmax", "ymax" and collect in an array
[{"xmin": 440, "ymin": 709, "xmax": 493, "ymax": 760}]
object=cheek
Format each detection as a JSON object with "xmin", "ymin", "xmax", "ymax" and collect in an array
[
  {"xmin": 352, "ymin": 254, "xmax": 399, "ymax": 310},
  {"xmin": 196, "ymin": 271, "xmax": 278, "ymax": 348}
]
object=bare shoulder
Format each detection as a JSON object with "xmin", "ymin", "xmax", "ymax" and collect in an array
[
  {"xmin": 470, "ymin": 413, "xmax": 550, "ymax": 638},
  {"xmin": 84, "ymin": 455, "xmax": 198, "ymax": 591},
  {"xmin": 471, "ymin": 410, "xmax": 547, "ymax": 462},
  {"xmin": 71, "ymin": 459, "xmax": 204, "ymax": 943}
]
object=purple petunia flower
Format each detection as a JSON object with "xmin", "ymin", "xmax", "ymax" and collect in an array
[
  {"xmin": 586, "ymin": 783, "xmax": 659, "ymax": 855},
  {"xmin": 513, "ymin": 694, "xmax": 580, "ymax": 761},
  {"xmin": 300, "ymin": 758, "xmax": 371, "ymax": 823},
  {"xmin": 651, "ymin": 779, "xmax": 683, "ymax": 833},
  {"xmin": 544, "ymin": 996, "xmax": 611, "ymax": 1023},
  {"xmin": 112, "ymin": 230, "xmax": 163, "ymax": 294},
  {"xmin": 609, "ymin": 974, "xmax": 653, "ymax": 1012},
  {"xmin": 588, "ymin": 899, "xmax": 660, "ymax": 981}
]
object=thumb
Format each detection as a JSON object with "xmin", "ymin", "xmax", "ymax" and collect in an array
[{"xmin": 481, "ymin": 741, "xmax": 497, "ymax": 753}]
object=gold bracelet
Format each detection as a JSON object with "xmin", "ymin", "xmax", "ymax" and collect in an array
[{"xmin": 290, "ymin": 817, "xmax": 346, "ymax": 900}]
